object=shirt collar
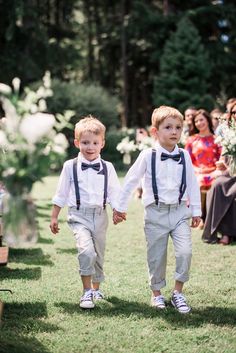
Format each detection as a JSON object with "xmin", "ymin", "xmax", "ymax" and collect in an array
[
  {"xmin": 154, "ymin": 142, "xmax": 179, "ymax": 155},
  {"xmin": 77, "ymin": 152, "xmax": 101, "ymax": 164}
]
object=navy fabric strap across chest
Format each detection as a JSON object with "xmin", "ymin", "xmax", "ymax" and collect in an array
[
  {"xmin": 72, "ymin": 158, "xmax": 108, "ymax": 210},
  {"xmin": 151, "ymin": 149, "xmax": 186, "ymax": 205}
]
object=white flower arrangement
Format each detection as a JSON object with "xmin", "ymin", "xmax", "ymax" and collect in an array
[
  {"xmin": 116, "ymin": 133, "xmax": 155, "ymax": 165},
  {"xmin": 116, "ymin": 136, "xmax": 138, "ymax": 165},
  {"xmin": 0, "ymin": 72, "xmax": 73, "ymax": 196},
  {"xmin": 137, "ymin": 136, "xmax": 154, "ymax": 151},
  {"xmin": 215, "ymin": 120, "xmax": 236, "ymax": 157},
  {"xmin": 116, "ymin": 136, "xmax": 138, "ymax": 154}
]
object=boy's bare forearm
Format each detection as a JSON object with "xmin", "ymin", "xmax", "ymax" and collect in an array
[
  {"xmin": 51, "ymin": 204, "xmax": 61, "ymax": 219},
  {"xmin": 50, "ymin": 204, "xmax": 61, "ymax": 234}
]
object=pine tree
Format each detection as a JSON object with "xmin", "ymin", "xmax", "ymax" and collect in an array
[{"xmin": 153, "ymin": 16, "xmax": 214, "ymax": 112}]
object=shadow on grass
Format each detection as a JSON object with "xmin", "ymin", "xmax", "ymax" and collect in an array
[
  {"xmin": 35, "ymin": 202, "xmax": 52, "ymax": 210},
  {"xmin": 56, "ymin": 296, "xmax": 236, "ymax": 328},
  {"xmin": 0, "ymin": 338, "xmax": 50, "ymax": 353},
  {"xmin": 0, "ymin": 267, "xmax": 41, "ymax": 280},
  {"xmin": 9, "ymin": 248, "xmax": 54, "ymax": 266},
  {"xmin": 0, "ymin": 301, "xmax": 58, "ymax": 353},
  {"xmin": 56, "ymin": 248, "xmax": 77, "ymax": 255},
  {"xmin": 37, "ymin": 235, "xmax": 54, "ymax": 245}
]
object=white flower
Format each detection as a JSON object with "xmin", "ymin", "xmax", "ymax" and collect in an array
[
  {"xmin": 12, "ymin": 77, "xmax": 21, "ymax": 93},
  {"xmin": 2, "ymin": 167, "xmax": 16, "ymax": 177},
  {"xmin": 0, "ymin": 83, "xmax": 12, "ymax": 95},
  {"xmin": 38, "ymin": 99, "xmax": 47, "ymax": 112},
  {"xmin": 30, "ymin": 104, "xmax": 38, "ymax": 114},
  {"xmin": 53, "ymin": 133, "xmax": 69, "ymax": 149},
  {"xmin": 20, "ymin": 113, "xmax": 55, "ymax": 144},
  {"xmin": 217, "ymin": 120, "xmax": 236, "ymax": 157},
  {"xmin": 138, "ymin": 136, "xmax": 154, "ymax": 150},
  {"xmin": 0, "ymin": 73, "xmax": 69, "ymax": 196},
  {"xmin": 0, "ymin": 130, "xmax": 9, "ymax": 148},
  {"xmin": 1, "ymin": 97, "xmax": 20, "ymax": 132},
  {"xmin": 42, "ymin": 71, "xmax": 51, "ymax": 89},
  {"xmin": 117, "ymin": 137, "xmax": 137, "ymax": 154}
]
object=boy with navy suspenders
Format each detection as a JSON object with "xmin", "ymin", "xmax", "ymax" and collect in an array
[
  {"xmin": 114, "ymin": 106, "xmax": 201, "ymax": 314},
  {"xmin": 50, "ymin": 116, "xmax": 121, "ymax": 309}
]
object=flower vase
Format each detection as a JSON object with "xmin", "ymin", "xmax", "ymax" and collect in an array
[
  {"xmin": 123, "ymin": 153, "xmax": 131, "ymax": 165},
  {"xmin": 229, "ymin": 156, "xmax": 236, "ymax": 177},
  {"xmin": 2, "ymin": 193, "xmax": 38, "ymax": 248}
]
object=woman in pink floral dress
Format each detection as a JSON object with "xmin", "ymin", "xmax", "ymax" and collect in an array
[{"xmin": 185, "ymin": 109, "xmax": 221, "ymax": 226}]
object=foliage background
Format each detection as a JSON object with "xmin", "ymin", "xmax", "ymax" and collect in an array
[{"xmin": 1, "ymin": 0, "xmax": 236, "ymax": 162}]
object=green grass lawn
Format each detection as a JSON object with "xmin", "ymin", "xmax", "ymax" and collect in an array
[{"xmin": 0, "ymin": 176, "xmax": 236, "ymax": 353}]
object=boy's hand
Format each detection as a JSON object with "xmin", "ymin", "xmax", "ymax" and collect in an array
[
  {"xmin": 113, "ymin": 209, "xmax": 126, "ymax": 225},
  {"xmin": 191, "ymin": 216, "xmax": 201, "ymax": 228},
  {"xmin": 50, "ymin": 218, "xmax": 60, "ymax": 234}
]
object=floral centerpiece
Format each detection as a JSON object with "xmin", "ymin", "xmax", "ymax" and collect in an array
[
  {"xmin": 137, "ymin": 136, "xmax": 155, "ymax": 151},
  {"xmin": 117, "ymin": 128, "xmax": 154, "ymax": 165},
  {"xmin": 116, "ymin": 136, "xmax": 137, "ymax": 165},
  {"xmin": 0, "ymin": 72, "xmax": 72, "ymax": 247},
  {"xmin": 215, "ymin": 119, "xmax": 236, "ymax": 176}
]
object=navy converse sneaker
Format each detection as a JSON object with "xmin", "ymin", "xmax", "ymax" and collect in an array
[
  {"xmin": 93, "ymin": 289, "xmax": 105, "ymax": 300},
  {"xmin": 171, "ymin": 290, "xmax": 191, "ymax": 314}
]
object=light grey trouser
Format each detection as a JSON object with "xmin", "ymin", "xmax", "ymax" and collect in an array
[
  {"xmin": 144, "ymin": 202, "xmax": 192, "ymax": 291},
  {"xmin": 67, "ymin": 206, "xmax": 108, "ymax": 283}
]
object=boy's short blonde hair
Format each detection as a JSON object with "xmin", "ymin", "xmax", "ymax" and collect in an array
[
  {"xmin": 75, "ymin": 115, "xmax": 106, "ymax": 140},
  {"xmin": 151, "ymin": 106, "xmax": 183, "ymax": 129}
]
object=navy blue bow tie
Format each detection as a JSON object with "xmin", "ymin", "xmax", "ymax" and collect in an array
[
  {"xmin": 161, "ymin": 152, "xmax": 181, "ymax": 162},
  {"xmin": 81, "ymin": 162, "xmax": 100, "ymax": 171}
]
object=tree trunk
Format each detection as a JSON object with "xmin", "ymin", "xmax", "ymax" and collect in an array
[{"xmin": 120, "ymin": 0, "xmax": 129, "ymax": 127}]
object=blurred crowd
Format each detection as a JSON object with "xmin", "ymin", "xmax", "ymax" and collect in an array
[{"xmin": 182, "ymin": 98, "xmax": 236, "ymax": 245}]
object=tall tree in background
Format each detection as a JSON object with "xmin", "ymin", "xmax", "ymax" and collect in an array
[
  {"xmin": 0, "ymin": 0, "xmax": 79, "ymax": 83},
  {"xmin": 153, "ymin": 16, "xmax": 214, "ymax": 112},
  {"xmin": 1, "ymin": 0, "xmax": 236, "ymax": 126}
]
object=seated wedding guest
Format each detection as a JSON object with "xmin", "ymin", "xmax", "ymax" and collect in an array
[
  {"xmin": 182, "ymin": 107, "xmax": 197, "ymax": 139},
  {"xmin": 226, "ymin": 97, "xmax": 236, "ymax": 114},
  {"xmin": 215, "ymin": 98, "xmax": 236, "ymax": 136},
  {"xmin": 202, "ymin": 102, "xmax": 236, "ymax": 245},
  {"xmin": 185, "ymin": 109, "xmax": 221, "ymax": 227},
  {"xmin": 210, "ymin": 108, "xmax": 222, "ymax": 133},
  {"xmin": 202, "ymin": 161, "xmax": 236, "ymax": 245}
]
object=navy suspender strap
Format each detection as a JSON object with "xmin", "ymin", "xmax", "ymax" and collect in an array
[
  {"xmin": 151, "ymin": 149, "xmax": 159, "ymax": 205},
  {"xmin": 178, "ymin": 150, "xmax": 187, "ymax": 204},
  {"xmin": 73, "ymin": 158, "xmax": 80, "ymax": 210},
  {"xmin": 72, "ymin": 158, "xmax": 108, "ymax": 210},
  {"xmin": 151, "ymin": 149, "xmax": 187, "ymax": 205},
  {"xmin": 101, "ymin": 160, "xmax": 108, "ymax": 209}
]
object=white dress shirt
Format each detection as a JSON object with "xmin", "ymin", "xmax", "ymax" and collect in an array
[
  {"xmin": 117, "ymin": 142, "xmax": 201, "ymax": 217},
  {"xmin": 52, "ymin": 153, "xmax": 121, "ymax": 209}
]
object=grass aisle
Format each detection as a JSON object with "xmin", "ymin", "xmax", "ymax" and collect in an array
[{"xmin": 0, "ymin": 176, "xmax": 236, "ymax": 353}]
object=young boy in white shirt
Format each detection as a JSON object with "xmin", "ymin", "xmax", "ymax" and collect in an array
[
  {"xmin": 50, "ymin": 116, "xmax": 121, "ymax": 309},
  {"xmin": 114, "ymin": 106, "xmax": 201, "ymax": 314}
]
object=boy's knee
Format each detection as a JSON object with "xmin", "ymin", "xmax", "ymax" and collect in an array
[{"xmin": 79, "ymin": 248, "xmax": 97, "ymax": 267}]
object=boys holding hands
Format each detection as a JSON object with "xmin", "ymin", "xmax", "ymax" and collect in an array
[
  {"xmin": 50, "ymin": 116, "xmax": 121, "ymax": 309},
  {"xmin": 114, "ymin": 106, "xmax": 201, "ymax": 313}
]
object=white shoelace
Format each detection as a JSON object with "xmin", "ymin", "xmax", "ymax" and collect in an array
[
  {"xmin": 153, "ymin": 295, "xmax": 165, "ymax": 307},
  {"xmin": 172, "ymin": 292, "xmax": 190, "ymax": 312},
  {"xmin": 93, "ymin": 290, "xmax": 104, "ymax": 299},
  {"xmin": 81, "ymin": 290, "xmax": 93, "ymax": 301}
]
